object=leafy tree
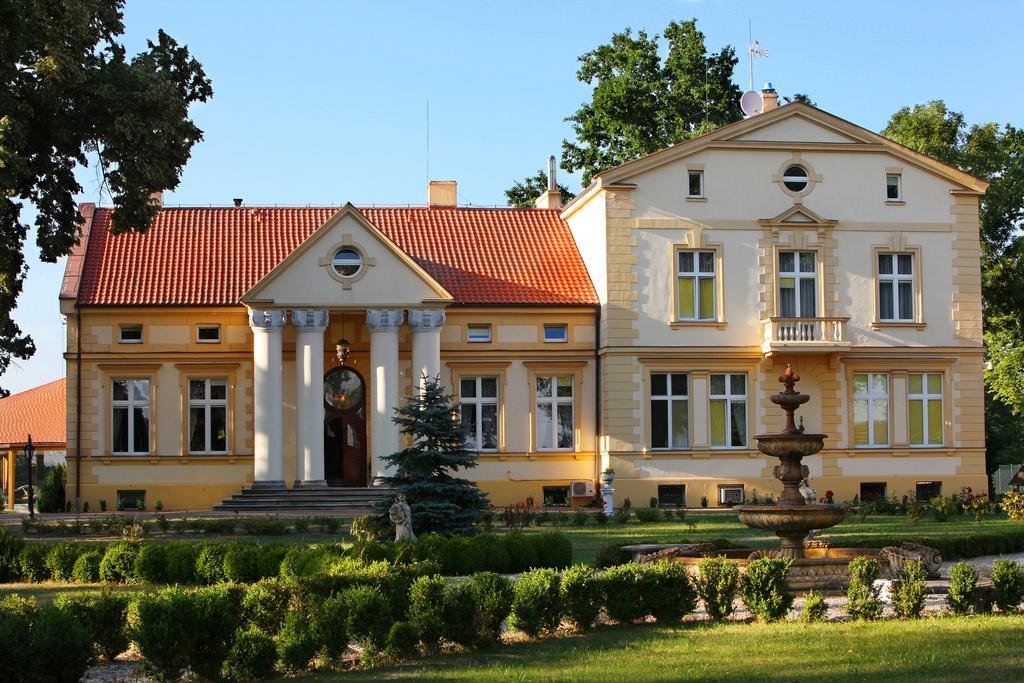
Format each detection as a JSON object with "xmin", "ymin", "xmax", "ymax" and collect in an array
[
  {"xmin": 0, "ymin": 0, "xmax": 212, "ymax": 394},
  {"xmin": 378, "ymin": 376, "xmax": 489, "ymax": 536},
  {"xmin": 561, "ymin": 19, "xmax": 742, "ymax": 186},
  {"xmin": 782, "ymin": 93, "xmax": 816, "ymax": 106},
  {"xmin": 883, "ymin": 101, "xmax": 1024, "ymax": 469},
  {"xmin": 504, "ymin": 169, "xmax": 576, "ymax": 208}
]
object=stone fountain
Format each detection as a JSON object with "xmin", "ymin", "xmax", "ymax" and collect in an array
[{"xmin": 734, "ymin": 365, "xmax": 845, "ymax": 559}]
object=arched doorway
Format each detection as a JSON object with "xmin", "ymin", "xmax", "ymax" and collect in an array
[{"xmin": 323, "ymin": 366, "xmax": 367, "ymax": 487}]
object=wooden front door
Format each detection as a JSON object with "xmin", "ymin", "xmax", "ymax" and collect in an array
[{"xmin": 323, "ymin": 367, "xmax": 367, "ymax": 487}]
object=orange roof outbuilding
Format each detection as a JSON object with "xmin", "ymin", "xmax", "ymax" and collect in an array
[
  {"xmin": 0, "ymin": 379, "xmax": 66, "ymax": 449},
  {"xmin": 72, "ymin": 206, "xmax": 598, "ymax": 307}
]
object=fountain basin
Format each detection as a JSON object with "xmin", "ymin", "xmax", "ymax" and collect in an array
[
  {"xmin": 735, "ymin": 504, "xmax": 845, "ymax": 533},
  {"xmin": 754, "ymin": 433, "xmax": 826, "ymax": 458}
]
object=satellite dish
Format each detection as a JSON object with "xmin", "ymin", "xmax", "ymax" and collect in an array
[{"xmin": 740, "ymin": 90, "xmax": 763, "ymax": 118}]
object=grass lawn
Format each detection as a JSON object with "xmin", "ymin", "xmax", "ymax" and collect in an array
[
  {"xmin": 523, "ymin": 512, "xmax": 1024, "ymax": 565},
  {"xmin": 306, "ymin": 616, "xmax": 1024, "ymax": 682}
]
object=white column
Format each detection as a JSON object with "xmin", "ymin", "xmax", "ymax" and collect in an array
[
  {"xmin": 408, "ymin": 308, "xmax": 445, "ymax": 392},
  {"xmin": 292, "ymin": 309, "xmax": 330, "ymax": 487},
  {"xmin": 367, "ymin": 309, "xmax": 404, "ymax": 483},
  {"xmin": 249, "ymin": 309, "xmax": 287, "ymax": 489}
]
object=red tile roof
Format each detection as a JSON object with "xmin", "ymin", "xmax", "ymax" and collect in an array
[
  {"xmin": 0, "ymin": 379, "xmax": 66, "ymax": 448},
  {"xmin": 73, "ymin": 206, "xmax": 597, "ymax": 306}
]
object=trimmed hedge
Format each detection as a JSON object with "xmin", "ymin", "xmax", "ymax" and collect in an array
[
  {"xmin": 843, "ymin": 529, "xmax": 1024, "ymax": 560},
  {"xmin": 1, "ymin": 595, "xmax": 92, "ymax": 683},
  {"xmin": 411, "ymin": 531, "xmax": 571, "ymax": 574}
]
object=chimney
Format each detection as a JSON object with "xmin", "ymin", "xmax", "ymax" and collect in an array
[
  {"xmin": 233, "ymin": 198, "xmax": 243, "ymax": 207},
  {"xmin": 427, "ymin": 180, "xmax": 457, "ymax": 207},
  {"xmin": 149, "ymin": 191, "xmax": 163, "ymax": 206},
  {"xmin": 761, "ymin": 82, "xmax": 779, "ymax": 112},
  {"xmin": 534, "ymin": 155, "xmax": 563, "ymax": 210}
]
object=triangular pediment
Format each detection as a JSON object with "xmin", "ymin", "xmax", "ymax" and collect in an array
[
  {"xmin": 241, "ymin": 204, "xmax": 452, "ymax": 308},
  {"xmin": 727, "ymin": 111, "xmax": 865, "ymax": 144},
  {"xmin": 759, "ymin": 204, "xmax": 836, "ymax": 227}
]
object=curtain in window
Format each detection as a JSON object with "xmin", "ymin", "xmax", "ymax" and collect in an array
[
  {"xmin": 710, "ymin": 399, "xmax": 726, "ymax": 446},
  {"xmin": 799, "ymin": 278, "xmax": 816, "ymax": 317},
  {"xmin": 898, "ymin": 281, "xmax": 914, "ymax": 320}
]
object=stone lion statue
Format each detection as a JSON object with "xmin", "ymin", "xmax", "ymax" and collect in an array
[
  {"xmin": 389, "ymin": 493, "xmax": 416, "ymax": 542},
  {"xmin": 879, "ymin": 542, "xmax": 942, "ymax": 578}
]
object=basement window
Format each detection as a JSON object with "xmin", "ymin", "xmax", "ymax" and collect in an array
[
  {"xmin": 119, "ymin": 324, "xmax": 143, "ymax": 344},
  {"xmin": 116, "ymin": 490, "xmax": 146, "ymax": 511},
  {"xmin": 197, "ymin": 325, "xmax": 221, "ymax": 343},
  {"xmin": 542, "ymin": 485, "xmax": 570, "ymax": 507},
  {"xmin": 719, "ymin": 485, "xmax": 745, "ymax": 506}
]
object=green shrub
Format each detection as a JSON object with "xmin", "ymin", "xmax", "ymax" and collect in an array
[
  {"xmin": 560, "ymin": 564, "xmax": 601, "ymax": 630},
  {"xmin": 600, "ymin": 563, "xmax": 647, "ymax": 623},
  {"xmin": 929, "ymin": 495, "xmax": 957, "ymax": 522},
  {"xmin": 163, "ymin": 542, "xmax": 199, "ymax": 584},
  {"xmin": 242, "ymin": 577, "xmax": 293, "ymax": 634},
  {"xmin": 195, "ymin": 543, "xmax": 228, "ymax": 584},
  {"xmin": 469, "ymin": 572, "xmax": 513, "ymax": 646},
  {"xmin": 572, "ymin": 508, "xmax": 590, "ymax": 527},
  {"xmin": 276, "ymin": 608, "xmax": 318, "ymax": 673},
  {"xmin": 256, "ymin": 543, "xmax": 288, "ymax": 578},
  {"xmin": 593, "ymin": 542, "xmax": 630, "ymax": 568},
  {"xmin": 223, "ymin": 627, "xmax": 277, "ymax": 682},
  {"xmin": 239, "ymin": 516, "xmax": 288, "ymax": 536},
  {"xmin": 133, "ymin": 543, "xmax": 167, "ymax": 583},
  {"xmin": 533, "ymin": 531, "xmax": 573, "ymax": 569},
  {"xmin": 471, "ymin": 534, "xmax": 511, "ymax": 573},
  {"xmin": 696, "ymin": 556, "xmax": 740, "ymax": 621},
  {"xmin": 892, "ymin": 559, "xmax": 927, "ymax": 619},
  {"xmin": 645, "ymin": 560, "xmax": 697, "ymax": 623},
  {"xmin": 739, "ymin": 558, "xmax": 793, "ymax": 622},
  {"xmin": 1002, "ymin": 491, "xmax": 1024, "ymax": 520},
  {"xmin": 948, "ymin": 561, "xmax": 978, "ymax": 615},
  {"xmin": 314, "ymin": 593, "xmax": 349, "ymax": 661},
  {"xmin": 55, "ymin": 590, "xmax": 130, "ymax": 661},
  {"xmin": 503, "ymin": 532, "xmax": 538, "ymax": 572},
  {"xmin": 18, "ymin": 543, "xmax": 49, "ymax": 581},
  {"xmin": 408, "ymin": 574, "xmax": 447, "ymax": 651},
  {"xmin": 37, "ymin": 464, "xmax": 66, "ymax": 513},
  {"xmin": 0, "ymin": 527, "xmax": 25, "ymax": 582},
  {"xmin": 441, "ymin": 582, "xmax": 477, "ymax": 647},
  {"xmin": 510, "ymin": 568, "xmax": 562, "ymax": 637},
  {"xmin": 44, "ymin": 542, "xmax": 82, "ymax": 582},
  {"xmin": 99, "ymin": 542, "xmax": 139, "ymax": 583},
  {"xmin": 411, "ymin": 532, "xmax": 449, "ymax": 570},
  {"xmin": 383, "ymin": 621, "xmax": 419, "ymax": 660},
  {"xmin": 0, "ymin": 596, "xmax": 35, "ymax": 675},
  {"xmin": 223, "ymin": 543, "xmax": 262, "ymax": 583},
  {"xmin": 634, "ymin": 508, "xmax": 661, "ymax": 523},
  {"xmin": 991, "ymin": 559, "xmax": 1024, "ymax": 612},
  {"xmin": 72, "ymin": 550, "xmax": 103, "ymax": 583},
  {"xmin": 343, "ymin": 585, "xmax": 392, "ymax": 650},
  {"xmin": 28, "ymin": 602, "xmax": 92, "ymax": 683},
  {"xmin": 449, "ymin": 535, "xmax": 486, "ymax": 576},
  {"xmin": 846, "ymin": 556, "xmax": 883, "ymax": 620},
  {"xmin": 800, "ymin": 591, "xmax": 828, "ymax": 622},
  {"xmin": 129, "ymin": 584, "xmax": 241, "ymax": 681}
]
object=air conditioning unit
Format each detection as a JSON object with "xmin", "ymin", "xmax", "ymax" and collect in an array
[{"xmin": 570, "ymin": 480, "xmax": 596, "ymax": 497}]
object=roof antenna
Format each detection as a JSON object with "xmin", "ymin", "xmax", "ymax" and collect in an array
[
  {"xmin": 425, "ymin": 100, "xmax": 430, "ymax": 186},
  {"xmin": 747, "ymin": 20, "xmax": 769, "ymax": 91}
]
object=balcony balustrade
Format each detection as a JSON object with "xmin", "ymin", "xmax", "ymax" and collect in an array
[{"xmin": 761, "ymin": 317, "xmax": 850, "ymax": 354}]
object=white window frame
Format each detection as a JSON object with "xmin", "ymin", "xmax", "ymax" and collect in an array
[
  {"xmin": 459, "ymin": 376, "xmax": 498, "ymax": 452},
  {"xmin": 719, "ymin": 485, "xmax": 745, "ymax": 505},
  {"xmin": 112, "ymin": 379, "xmax": 150, "ymax": 454},
  {"xmin": 535, "ymin": 375, "xmax": 574, "ymax": 451},
  {"xmin": 886, "ymin": 173, "xmax": 902, "ymax": 202},
  {"xmin": 676, "ymin": 250, "xmax": 716, "ymax": 321},
  {"xmin": 878, "ymin": 252, "xmax": 915, "ymax": 322},
  {"xmin": 196, "ymin": 324, "xmax": 221, "ymax": 343},
  {"xmin": 466, "ymin": 324, "xmax": 492, "ymax": 343},
  {"xmin": 119, "ymin": 324, "xmax": 143, "ymax": 344},
  {"xmin": 853, "ymin": 372, "xmax": 889, "ymax": 447},
  {"xmin": 710, "ymin": 373, "xmax": 747, "ymax": 449},
  {"xmin": 778, "ymin": 250, "xmax": 817, "ymax": 318},
  {"xmin": 650, "ymin": 373, "xmax": 689, "ymax": 450},
  {"xmin": 782, "ymin": 165, "xmax": 809, "ymax": 192},
  {"xmin": 543, "ymin": 324, "xmax": 568, "ymax": 343},
  {"xmin": 909, "ymin": 373, "xmax": 944, "ymax": 447},
  {"xmin": 687, "ymin": 170, "xmax": 704, "ymax": 198},
  {"xmin": 188, "ymin": 378, "xmax": 228, "ymax": 455}
]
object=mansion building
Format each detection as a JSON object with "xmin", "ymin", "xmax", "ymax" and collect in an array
[{"xmin": 60, "ymin": 100, "xmax": 989, "ymax": 511}]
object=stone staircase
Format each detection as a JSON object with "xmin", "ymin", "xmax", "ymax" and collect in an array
[{"xmin": 213, "ymin": 486, "xmax": 394, "ymax": 513}]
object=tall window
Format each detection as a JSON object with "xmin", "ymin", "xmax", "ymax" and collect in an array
[
  {"xmin": 536, "ymin": 376, "xmax": 574, "ymax": 450},
  {"xmin": 677, "ymin": 250, "xmax": 716, "ymax": 321},
  {"xmin": 460, "ymin": 376, "xmax": 498, "ymax": 451},
  {"xmin": 651, "ymin": 373, "xmax": 689, "ymax": 449},
  {"xmin": 188, "ymin": 378, "xmax": 227, "ymax": 454},
  {"xmin": 886, "ymin": 173, "xmax": 902, "ymax": 201},
  {"xmin": 710, "ymin": 373, "xmax": 747, "ymax": 448},
  {"xmin": 878, "ymin": 253, "xmax": 915, "ymax": 322},
  {"xmin": 778, "ymin": 251, "xmax": 816, "ymax": 317},
  {"xmin": 687, "ymin": 170, "xmax": 704, "ymax": 197},
  {"xmin": 853, "ymin": 373, "xmax": 889, "ymax": 447},
  {"xmin": 112, "ymin": 379, "xmax": 150, "ymax": 454},
  {"xmin": 909, "ymin": 373, "xmax": 943, "ymax": 446}
]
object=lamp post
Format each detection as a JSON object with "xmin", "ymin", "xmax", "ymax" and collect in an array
[{"xmin": 25, "ymin": 434, "xmax": 34, "ymax": 519}]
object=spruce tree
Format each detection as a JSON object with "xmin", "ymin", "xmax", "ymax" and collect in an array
[{"xmin": 378, "ymin": 377, "xmax": 489, "ymax": 536}]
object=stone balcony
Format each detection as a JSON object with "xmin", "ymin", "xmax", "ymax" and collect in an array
[{"xmin": 760, "ymin": 317, "xmax": 851, "ymax": 355}]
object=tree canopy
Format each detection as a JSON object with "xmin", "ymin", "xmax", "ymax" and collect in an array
[
  {"xmin": 0, "ymin": 0, "xmax": 212, "ymax": 394},
  {"xmin": 560, "ymin": 19, "xmax": 742, "ymax": 186},
  {"xmin": 504, "ymin": 169, "xmax": 576, "ymax": 208}
]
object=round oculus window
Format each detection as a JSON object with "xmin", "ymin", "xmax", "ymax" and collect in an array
[
  {"xmin": 782, "ymin": 165, "xmax": 809, "ymax": 192},
  {"xmin": 331, "ymin": 248, "xmax": 363, "ymax": 277}
]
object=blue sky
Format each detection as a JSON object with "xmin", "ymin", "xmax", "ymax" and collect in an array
[{"xmin": 5, "ymin": 0, "xmax": 1023, "ymax": 394}]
